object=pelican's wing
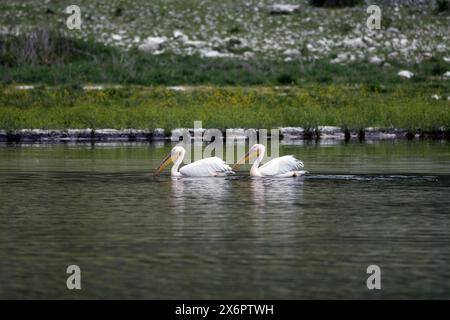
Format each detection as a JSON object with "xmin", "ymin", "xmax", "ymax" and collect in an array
[
  {"xmin": 258, "ymin": 155, "xmax": 304, "ymax": 176},
  {"xmin": 179, "ymin": 157, "xmax": 234, "ymax": 177}
]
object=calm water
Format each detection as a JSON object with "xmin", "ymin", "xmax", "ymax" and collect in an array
[{"xmin": 0, "ymin": 140, "xmax": 449, "ymax": 299}]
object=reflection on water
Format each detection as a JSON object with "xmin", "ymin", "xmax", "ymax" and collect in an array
[
  {"xmin": 169, "ymin": 177, "xmax": 234, "ymax": 213},
  {"xmin": 249, "ymin": 177, "xmax": 305, "ymax": 215},
  {"xmin": 0, "ymin": 140, "xmax": 449, "ymax": 299}
]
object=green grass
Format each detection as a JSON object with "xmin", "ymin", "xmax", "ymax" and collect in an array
[{"xmin": 0, "ymin": 85, "xmax": 448, "ymax": 132}]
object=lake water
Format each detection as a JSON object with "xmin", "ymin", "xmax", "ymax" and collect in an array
[{"xmin": 0, "ymin": 140, "xmax": 449, "ymax": 299}]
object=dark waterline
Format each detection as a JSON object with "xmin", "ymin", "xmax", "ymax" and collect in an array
[{"xmin": 0, "ymin": 140, "xmax": 449, "ymax": 299}]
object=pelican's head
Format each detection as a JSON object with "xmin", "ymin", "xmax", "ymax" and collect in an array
[
  {"xmin": 232, "ymin": 144, "xmax": 265, "ymax": 170},
  {"xmin": 155, "ymin": 146, "xmax": 185, "ymax": 174}
]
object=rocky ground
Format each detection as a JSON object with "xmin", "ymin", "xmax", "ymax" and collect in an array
[
  {"xmin": 1, "ymin": 126, "xmax": 447, "ymax": 143},
  {"xmin": 1, "ymin": 0, "xmax": 449, "ymax": 67}
]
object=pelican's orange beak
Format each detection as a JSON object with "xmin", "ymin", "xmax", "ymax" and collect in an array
[
  {"xmin": 232, "ymin": 148, "xmax": 259, "ymax": 171},
  {"xmin": 155, "ymin": 152, "xmax": 174, "ymax": 175}
]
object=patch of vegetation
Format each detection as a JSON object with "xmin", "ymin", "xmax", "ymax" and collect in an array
[
  {"xmin": 436, "ymin": 0, "xmax": 450, "ymax": 13},
  {"xmin": 2, "ymin": 31, "xmax": 450, "ymax": 89},
  {"xmin": 0, "ymin": 30, "xmax": 88, "ymax": 66},
  {"xmin": 0, "ymin": 85, "xmax": 448, "ymax": 131},
  {"xmin": 308, "ymin": 0, "xmax": 362, "ymax": 7},
  {"xmin": 277, "ymin": 74, "xmax": 296, "ymax": 85}
]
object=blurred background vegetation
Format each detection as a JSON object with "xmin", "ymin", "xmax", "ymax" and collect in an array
[{"xmin": 0, "ymin": 0, "xmax": 449, "ymax": 130}]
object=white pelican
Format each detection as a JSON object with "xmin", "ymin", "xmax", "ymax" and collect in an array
[
  {"xmin": 233, "ymin": 144, "xmax": 307, "ymax": 177},
  {"xmin": 155, "ymin": 146, "xmax": 234, "ymax": 177}
]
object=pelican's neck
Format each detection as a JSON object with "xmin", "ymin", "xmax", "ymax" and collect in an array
[
  {"xmin": 171, "ymin": 149, "xmax": 185, "ymax": 176},
  {"xmin": 250, "ymin": 148, "xmax": 265, "ymax": 176}
]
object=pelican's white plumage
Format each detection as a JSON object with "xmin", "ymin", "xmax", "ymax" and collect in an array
[
  {"xmin": 179, "ymin": 157, "xmax": 234, "ymax": 176},
  {"xmin": 234, "ymin": 144, "xmax": 306, "ymax": 177},
  {"xmin": 258, "ymin": 155, "xmax": 305, "ymax": 176},
  {"xmin": 155, "ymin": 146, "xmax": 234, "ymax": 177}
]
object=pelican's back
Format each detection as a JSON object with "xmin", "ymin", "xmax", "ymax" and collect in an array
[
  {"xmin": 179, "ymin": 157, "xmax": 234, "ymax": 176},
  {"xmin": 258, "ymin": 155, "xmax": 304, "ymax": 176}
]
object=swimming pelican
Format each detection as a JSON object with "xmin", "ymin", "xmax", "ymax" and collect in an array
[
  {"xmin": 233, "ymin": 144, "xmax": 306, "ymax": 177},
  {"xmin": 155, "ymin": 146, "xmax": 234, "ymax": 177}
]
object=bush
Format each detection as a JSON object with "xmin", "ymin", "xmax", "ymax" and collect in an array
[
  {"xmin": 436, "ymin": 0, "xmax": 450, "ymax": 12},
  {"xmin": 308, "ymin": 0, "xmax": 361, "ymax": 7},
  {"xmin": 0, "ymin": 29, "xmax": 101, "ymax": 67},
  {"xmin": 277, "ymin": 74, "xmax": 296, "ymax": 85}
]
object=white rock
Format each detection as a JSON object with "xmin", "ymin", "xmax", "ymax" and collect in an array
[
  {"xmin": 363, "ymin": 36, "xmax": 375, "ymax": 46},
  {"xmin": 243, "ymin": 51, "xmax": 255, "ymax": 58},
  {"xmin": 444, "ymin": 56, "xmax": 450, "ymax": 62},
  {"xmin": 95, "ymin": 129, "xmax": 121, "ymax": 134},
  {"xmin": 343, "ymin": 37, "xmax": 366, "ymax": 49},
  {"xmin": 200, "ymin": 49, "xmax": 232, "ymax": 58},
  {"xmin": 369, "ymin": 56, "xmax": 383, "ymax": 65},
  {"xmin": 138, "ymin": 36, "xmax": 167, "ymax": 53},
  {"xmin": 153, "ymin": 128, "xmax": 165, "ymax": 139},
  {"xmin": 331, "ymin": 52, "xmax": 350, "ymax": 64},
  {"xmin": 365, "ymin": 128, "xmax": 397, "ymax": 140},
  {"xmin": 398, "ymin": 70, "xmax": 414, "ymax": 79},
  {"xmin": 152, "ymin": 50, "xmax": 165, "ymax": 55},
  {"xmin": 280, "ymin": 127, "xmax": 305, "ymax": 140},
  {"xmin": 173, "ymin": 30, "xmax": 188, "ymax": 43},
  {"xmin": 15, "ymin": 85, "xmax": 34, "ymax": 90},
  {"xmin": 400, "ymin": 38, "xmax": 408, "ymax": 47},
  {"xmin": 111, "ymin": 34, "xmax": 122, "ymax": 41},
  {"xmin": 66, "ymin": 129, "xmax": 92, "ymax": 135},
  {"xmin": 226, "ymin": 128, "xmax": 257, "ymax": 141},
  {"xmin": 388, "ymin": 52, "xmax": 399, "ymax": 60},
  {"xmin": 431, "ymin": 94, "xmax": 441, "ymax": 100},
  {"xmin": 171, "ymin": 128, "xmax": 192, "ymax": 142},
  {"xmin": 184, "ymin": 40, "xmax": 207, "ymax": 48},
  {"xmin": 173, "ymin": 30, "xmax": 183, "ymax": 38},
  {"xmin": 280, "ymin": 127, "xmax": 305, "ymax": 135},
  {"xmin": 437, "ymin": 44, "xmax": 447, "ymax": 53},
  {"xmin": 269, "ymin": 4, "xmax": 300, "ymax": 14},
  {"xmin": 168, "ymin": 86, "xmax": 187, "ymax": 91},
  {"xmin": 283, "ymin": 49, "xmax": 301, "ymax": 56},
  {"xmin": 318, "ymin": 126, "xmax": 342, "ymax": 133},
  {"xmin": 319, "ymin": 126, "xmax": 345, "ymax": 140},
  {"xmin": 387, "ymin": 27, "xmax": 400, "ymax": 33},
  {"xmin": 443, "ymin": 71, "xmax": 450, "ymax": 79},
  {"xmin": 83, "ymin": 85, "xmax": 104, "ymax": 90}
]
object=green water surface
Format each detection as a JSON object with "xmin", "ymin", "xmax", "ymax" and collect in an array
[{"xmin": 0, "ymin": 140, "xmax": 449, "ymax": 299}]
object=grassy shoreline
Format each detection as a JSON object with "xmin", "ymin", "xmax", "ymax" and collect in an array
[{"xmin": 0, "ymin": 85, "xmax": 449, "ymax": 132}]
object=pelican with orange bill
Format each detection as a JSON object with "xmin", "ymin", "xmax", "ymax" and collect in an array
[
  {"xmin": 155, "ymin": 146, "xmax": 234, "ymax": 177},
  {"xmin": 233, "ymin": 144, "xmax": 307, "ymax": 177}
]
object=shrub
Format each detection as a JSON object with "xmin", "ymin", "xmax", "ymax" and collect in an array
[
  {"xmin": 436, "ymin": 0, "xmax": 450, "ymax": 13},
  {"xmin": 277, "ymin": 74, "xmax": 296, "ymax": 85},
  {"xmin": 308, "ymin": 0, "xmax": 361, "ymax": 7},
  {"xmin": 0, "ymin": 29, "xmax": 98, "ymax": 67}
]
